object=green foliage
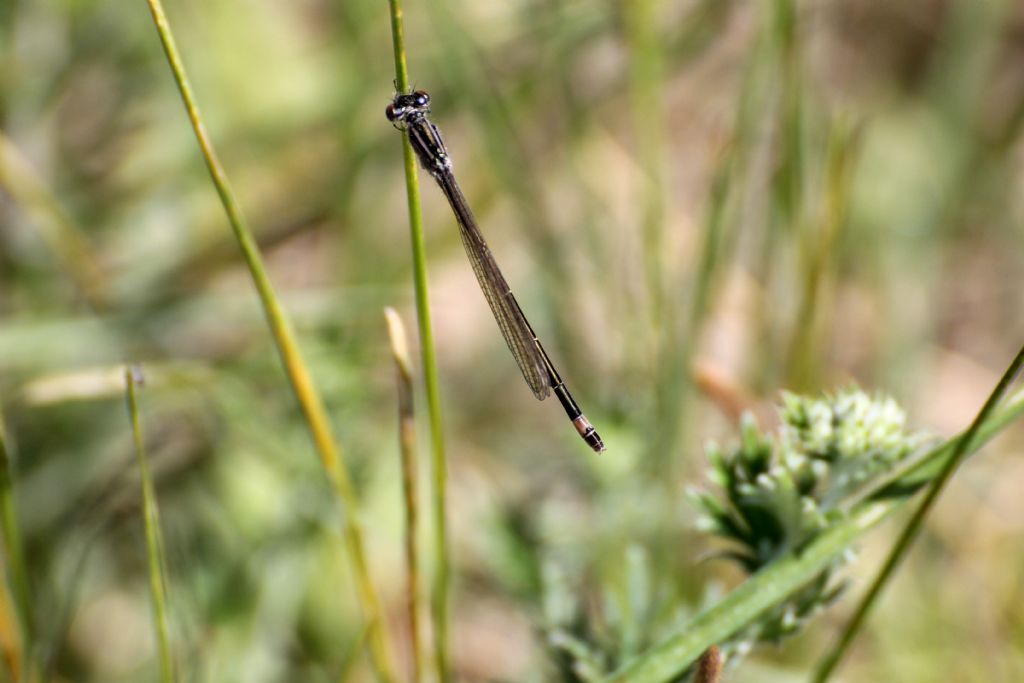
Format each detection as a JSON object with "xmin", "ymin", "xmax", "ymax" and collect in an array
[
  {"xmin": 547, "ymin": 389, "xmax": 931, "ymax": 680},
  {"xmin": 694, "ymin": 390, "xmax": 924, "ymax": 647},
  {"xmin": 543, "ymin": 548, "xmax": 693, "ymax": 683}
]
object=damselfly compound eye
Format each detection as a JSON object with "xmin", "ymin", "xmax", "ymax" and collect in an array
[
  {"xmin": 385, "ymin": 103, "xmax": 398, "ymax": 121},
  {"xmin": 413, "ymin": 90, "xmax": 430, "ymax": 107}
]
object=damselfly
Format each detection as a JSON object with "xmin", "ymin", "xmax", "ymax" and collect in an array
[{"xmin": 387, "ymin": 90, "xmax": 605, "ymax": 453}]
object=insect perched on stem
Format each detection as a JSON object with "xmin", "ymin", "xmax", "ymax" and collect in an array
[{"xmin": 387, "ymin": 90, "xmax": 605, "ymax": 452}]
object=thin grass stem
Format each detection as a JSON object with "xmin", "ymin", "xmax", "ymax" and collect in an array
[
  {"xmin": 622, "ymin": 0, "xmax": 677, "ymax": 478},
  {"xmin": 141, "ymin": 3, "xmax": 396, "ymax": 681},
  {"xmin": 384, "ymin": 2, "xmax": 451, "ymax": 681},
  {"xmin": 623, "ymin": 0, "xmax": 667, "ymax": 332},
  {"xmin": 384, "ymin": 308, "xmax": 425, "ymax": 683},
  {"xmin": 0, "ymin": 0, "xmax": 17, "ymax": 123},
  {"xmin": 786, "ymin": 120, "xmax": 858, "ymax": 390},
  {"xmin": 0, "ymin": 131, "xmax": 108, "ymax": 308},
  {"xmin": 123, "ymin": 366, "xmax": 175, "ymax": 683},
  {"xmin": 0, "ymin": 569, "xmax": 23, "ymax": 681},
  {"xmin": 752, "ymin": 0, "xmax": 804, "ymax": 392},
  {"xmin": 0, "ymin": 414, "xmax": 31, "ymax": 682},
  {"xmin": 337, "ymin": 625, "xmax": 370, "ymax": 683}
]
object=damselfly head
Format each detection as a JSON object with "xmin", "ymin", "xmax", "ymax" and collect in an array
[{"xmin": 386, "ymin": 90, "xmax": 432, "ymax": 127}]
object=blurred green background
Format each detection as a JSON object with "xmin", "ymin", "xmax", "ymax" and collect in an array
[{"xmin": 2, "ymin": 0, "xmax": 1024, "ymax": 681}]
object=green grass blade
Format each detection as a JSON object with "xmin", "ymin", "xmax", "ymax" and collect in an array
[
  {"xmin": 622, "ymin": 0, "xmax": 681, "ymax": 479},
  {"xmin": 0, "ymin": 131, "xmax": 108, "ymax": 308},
  {"xmin": 811, "ymin": 343, "xmax": 1024, "ymax": 682},
  {"xmin": 751, "ymin": 0, "xmax": 805, "ymax": 391},
  {"xmin": 785, "ymin": 120, "xmax": 859, "ymax": 390},
  {"xmin": 384, "ymin": 3, "xmax": 451, "ymax": 681},
  {"xmin": 623, "ymin": 0, "xmax": 666, "ymax": 329},
  {"xmin": 384, "ymin": 308, "xmax": 426, "ymax": 683},
  {"xmin": 0, "ymin": 413, "xmax": 32, "ymax": 682},
  {"xmin": 337, "ymin": 625, "xmax": 370, "ymax": 683},
  {"xmin": 123, "ymin": 366, "xmax": 175, "ymax": 683},
  {"xmin": 141, "ymin": 3, "xmax": 397, "ymax": 681}
]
